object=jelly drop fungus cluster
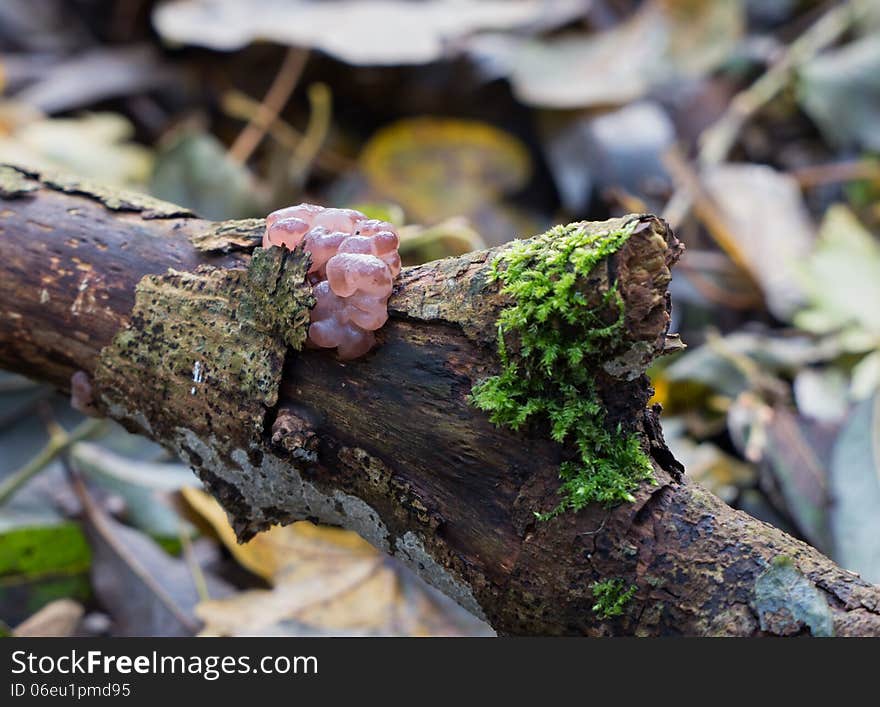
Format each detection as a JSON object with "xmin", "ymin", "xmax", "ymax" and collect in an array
[{"xmin": 264, "ymin": 204, "xmax": 401, "ymax": 359}]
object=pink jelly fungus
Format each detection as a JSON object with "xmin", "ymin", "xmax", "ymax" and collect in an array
[
  {"xmin": 262, "ymin": 217, "xmax": 310, "ymax": 250},
  {"xmin": 264, "ymin": 204, "xmax": 401, "ymax": 359},
  {"xmin": 326, "ymin": 253, "xmax": 394, "ymax": 298}
]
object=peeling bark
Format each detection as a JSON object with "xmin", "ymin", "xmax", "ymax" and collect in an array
[{"xmin": 1, "ymin": 165, "xmax": 878, "ymax": 636}]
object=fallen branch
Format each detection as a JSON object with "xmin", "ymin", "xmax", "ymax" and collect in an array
[{"xmin": 1, "ymin": 164, "xmax": 878, "ymax": 636}]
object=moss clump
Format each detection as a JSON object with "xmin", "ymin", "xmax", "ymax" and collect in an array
[
  {"xmin": 591, "ymin": 578, "xmax": 637, "ymax": 619},
  {"xmin": 469, "ymin": 219, "xmax": 654, "ymax": 518}
]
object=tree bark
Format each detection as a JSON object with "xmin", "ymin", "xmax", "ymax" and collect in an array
[{"xmin": 1, "ymin": 164, "xmax": 878, "ymax": 637}]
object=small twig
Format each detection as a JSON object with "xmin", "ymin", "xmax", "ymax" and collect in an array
[
  {"xmin": 699, "ymin": 0, "xmax": 869, "ymax": 166},
  {"xmin": 288, "ymin": 82, "xmax": 333, "ymax": 188},
  {"xmin": 602, "ymin": 187, "xmax": 649, "ymax": 215},
  {"xmin": 179, "ymin": 524, "xmax": 210, "ymax": 603},
  {"xmin": 787, "ymin": 158, "xmax": 880, "ymax": 189},
  {"xmin": 662, "ymin": 0, "xmax": 871, "ymax": 243},
  {"xmin": 578, "ymin": 512, "xmax": 611, "ymax": 537},
  {"xmin": 222, "ymin": 89, "xmax": 354, "ymax": 174},
  {"xmin": 0, "ymin": 415, "xmax": 106, "ymax": 506},
  {"xmin": 662, "ymin": 147, "xmax": 764, "ymax": 297},
  {"xmin": 64, "ymin": 458, "xmax": 202, "ymax": 635},
  {"xmin": 228, "ymin": 47, "xmax": 309, "ymax": 165}
]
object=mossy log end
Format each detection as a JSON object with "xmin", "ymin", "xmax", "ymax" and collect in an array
[{"xmin": 1, "ymin": 165, "xmax": 878, "ymax": 636}]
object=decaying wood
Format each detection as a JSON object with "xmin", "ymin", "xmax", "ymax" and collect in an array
[{"xmin": 1, "ymin": 164, "xmax": 878, "ymax": 636}]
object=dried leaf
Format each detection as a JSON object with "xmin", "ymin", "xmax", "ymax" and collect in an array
[
  {"xmin": 486, "ymin": 0, "xmax": 743, "ymax": 108},
  {"xmin": 13, "ymin": 598, "xmax": 83, "ymax": 637},
  {"xmin": 13, "ymin": 46, "xmax": 177, "ymax": 115},
  {"xmin": 798, "ymin": 33, "xmax": 880, "ymax": 152},
  {"xmin": 150, "ymin": 128, "xmax": 263, "ymax": 220},
  {"xmin": 539, "ymin": 101, "xmax": 674, "ymax": 212},
  {"xmin": 153, "ymin": 0, "xmax": 585, "ymax": 65},
  {"xmin": 662, "ymin": 418, "xmax": 755, "ymax": 503},
  {"xmin": 359, "ymin": 117, "xmax": 530, "ymax": 225},
  {"xmin": 851, "ymin": 350, "xmax": 880, "ymax": 400},
  {"xmin": 79, "ymin": 483, "xmax": 233, "ymax": 636},
  {"xmin": 728, "ymin": 395, "xmax": 830, "ymax": 551},
  {"xmin": 182, "ymin": 486, "xmax": 373, "ymax": 583},
  {"xmin": 501, "ymin": 11, "xmax": 662, "ymax": 109},
  {"xmin": 829, "ymin": 392, "xmax": 880, "ymax": 583},
  {"xmin": 665, "ymin": 330, "xmax": 834, "ymax": 398},
  {"xmin": 793, "ymin": 368, "xmax": 849, "ymax": 424},
  {"xmin": 0, "ymin": 112, "xmax": 153, "ymax": 189},
  {"xmin": 795, "ymin": 205, "xmax": 880, "ymax": 343},
  {"xmin": 398, "ymin": 217, "xmax": 486, "ymax": 265},
  {"xmin": 70, "ymin": 442, "xmax": 197, "ymax": 540},
  {"xmin": 183, "ymin": 487, "xmax": 493, "ymax": 636},
  {"xmin": 702, "ymin": 164, "xmax": 815, "ymax": 321}
]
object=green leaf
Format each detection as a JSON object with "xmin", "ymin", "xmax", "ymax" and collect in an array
[
  {"xmin": 0, "ymin": 517, "xmax": 91, "ymax": 579},
  {"xmin": 150, "ymin": 128, "xmax": 263, "ymax": 220},
  {"xmin": 70, "ymin": 442, "xmax": 197, "ymax": 543},
  {"xmin": 829, "ymin": 392, "xmax": 880, "ymax": 583},
  {"xmin": 795, "ymin": 205, "xmax": 880, "ymax": 341},
  {"xmin": 798, "ymin": 34, "xmax": 880, "ymax": 152}
]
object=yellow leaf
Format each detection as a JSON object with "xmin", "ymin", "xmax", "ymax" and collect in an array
[
  {"xmin": 181, "ymin": 486, "xmax": 374, "ymax": 583},
  {"xmin": 360, "ymin": 117, "xmax": 531, "ymax": 224},
  {"xmin": 0, "ymin": 112, "xmax": 153, "ymax": 188},
  {"xmin": 398, "ymin": 217, "xmax": 486, "ymax": 265},
  {"xmin": 182, "ymin": 487, "xmax": 493, "ymax": 636}
]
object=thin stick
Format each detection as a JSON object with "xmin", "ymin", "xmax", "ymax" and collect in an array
[
  {"xmin": 788, "ymin": 159, "xmax": 880, "ymax": 189},
  {"xmin": 663, "ymin": 147, "xmax": 763, "ymax": 295},
  {"xmin": 222, "ymin": 89, "xmax": 354, "ymax": 173},
  {"xmin": 65, "ymin": 460, "xmax": 202, "ymax": 635},
  {"xmin": 288, "ymin": 82, "xmax": 332, "ymax": 188},
  {"xmin": 699, "ymin": 0, "xmax": 869, "ymax": 166},
  {"xmin": 179, "ymin": 524, "xmax": 210, "ymax": 603},
  {"xmin": 0, "ymin": 416, "xmax": 106, "ymax": 506},
  {"xmin": 228, "ymin": 47, "xmax": 309, "ymax": 164}
]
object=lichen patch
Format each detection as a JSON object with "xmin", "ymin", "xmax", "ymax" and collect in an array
[
  {"xmin": 94, "ymin": 247, "xmax": 314, "ymax": 528},
  {"xmin": 753, "ymin": 556, "xmax": 834, "ymax": 636},
  {"xmin": 0, "ymin": 165, "xmax": 39, "ymax": 198}
]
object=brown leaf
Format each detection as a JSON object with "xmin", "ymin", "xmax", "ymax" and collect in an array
[
  {"xmin": 183, "ymin": 487, "xmax": 493, "ymax": 636},
  {"xmin": 13, "ymin": 598, "xmax": 84, "ymax": 637}
]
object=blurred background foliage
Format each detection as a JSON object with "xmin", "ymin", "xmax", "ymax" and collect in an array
[{"xmin": 0, "ymin": 0, "xmax": 879, "ymax": 636}]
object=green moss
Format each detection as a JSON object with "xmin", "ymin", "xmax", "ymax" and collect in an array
[
  {"xmin": 469, "ymin": 219, "xmax": 654, "ymax": 518},
  {"xmin": 591, "ymin": 578, "xmax": 637, "ymax": 619}
]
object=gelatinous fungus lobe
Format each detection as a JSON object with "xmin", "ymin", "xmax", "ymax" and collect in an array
[{"xmin": 263, "ymin": 204, "xmax": 400, "ymax": 359}]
